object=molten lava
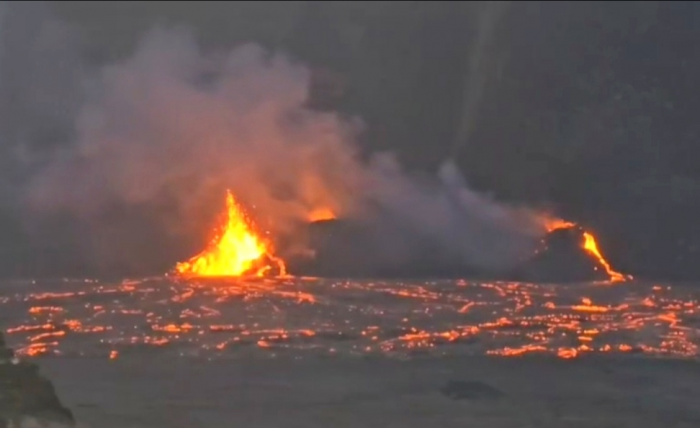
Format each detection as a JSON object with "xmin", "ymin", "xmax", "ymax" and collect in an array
[
  {"xmin": 543, "ymin": 218, "xmax": 631, "ymax": 282},
  {"xmin": 308, "ymin": 207, "xmax": 336, "ymax": 223},
  {"xmin": 582, "ymin": 232, "xmax": 628, "ymax": 282},
  {"xmin": 544, "ymin": 219, "xmax": 576, "ymax": 232},
  {"xmin": 175, "ymin": 190, "xmax": 285, "ymax": 277}
]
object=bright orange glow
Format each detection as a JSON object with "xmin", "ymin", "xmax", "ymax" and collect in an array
[
  {"xmin": 308, "ymin": 207, "xmax": 336, "ymax": 222},
  {"xmin": 582, "ymin": 232, "xmax": 629, "ymax": 282},
  {"xmin": 175, "ymin": 190, "xmax": 285, "ymax": 277},
  {"xmin": 5, "ymin": 278, "xmax": 699, "ymax": 360},
  {"xmin": 543, "ymin": 218, "xmax": 576, "ymax": 232}
]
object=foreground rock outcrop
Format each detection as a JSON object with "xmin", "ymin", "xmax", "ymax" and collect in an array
[{"xmin": 0, "ymin": 333, "xmax": 74, "ymax": 427}]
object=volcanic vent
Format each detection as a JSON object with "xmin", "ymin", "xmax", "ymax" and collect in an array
[
  {"xmin": 516, "ymin": 221, "xmax": 632, "ymax": 283},
  {"xmin": 174, "ymin": 190, "xmax": 286, "ymax": 278}
]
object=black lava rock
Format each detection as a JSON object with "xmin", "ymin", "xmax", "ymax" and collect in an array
[
  {"xmin": 287, "ymin": 218, "xmax": 482, "ymax": 279},
  {"xmin": 0, "ymin": 332, "xmax": 75, "ymax": 427},
  {"xmin": 292, "ymin": 220, "xmax": 618, "ymax": 282}
]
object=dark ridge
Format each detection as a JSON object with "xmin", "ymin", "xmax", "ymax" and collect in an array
[
  {"xmin": 287, "ymin": 220, "xmax": 616, "ymax": 283},
  {"xmin": 0, "ymin": 333, "xmax": 75, "ymax": 427}
]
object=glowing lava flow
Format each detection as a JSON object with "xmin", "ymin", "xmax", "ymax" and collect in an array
[
  {"xmin": 581, "ymin": 232, "xmax": 628, "ymax": 282},
  {"xmin": 175, "ymin": 190, "xmax": 285, "ymax": 277},
  {"xmin": 544, "ymin": 219, "xmax": 631, "ymax": 282},
  {"xmin": 308, "ymin": 207, "xmax": 336, "ymax": 223}
]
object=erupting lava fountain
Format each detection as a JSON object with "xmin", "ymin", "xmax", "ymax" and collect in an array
[{"xmin": 174, "ymin": 190, "xmax": 286, "ymax": 278}]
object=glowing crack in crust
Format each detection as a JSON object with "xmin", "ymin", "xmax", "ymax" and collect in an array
[
  {"xmin": 4, "ymin": 278, "xmax": 699, "ymax": 360},
  {"xmin": 175, "ymin": 190, "xmax": 286, "ymax": 278}
]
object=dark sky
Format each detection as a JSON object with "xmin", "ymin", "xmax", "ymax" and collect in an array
[{"xmin": 2, "ymin": 1, "xmax": 700, "ymax": 280}]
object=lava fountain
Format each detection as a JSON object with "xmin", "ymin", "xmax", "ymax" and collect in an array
[{"xmin": 174, "ymin": 190, "xmax": 286, "ymax": 277}]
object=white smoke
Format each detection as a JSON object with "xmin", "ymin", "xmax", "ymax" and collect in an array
[
  {"xmin": 0, "ymin": 1, "xmax": 85, "ymax": 200},
  {"xmin": 27, "ymin": 27, "xmax": 364, "ymax": 238},
  {"xmin": 5, "ymin": 3, "xmax": 547, "ymax": 274},
  {"xmin": 365, "ymin": 155, "xmax": 545, "ymax": 270}
]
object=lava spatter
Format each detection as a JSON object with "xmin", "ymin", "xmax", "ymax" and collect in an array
[{"xmin": 174, "ymin": 190, "xmax": 285, "ymax": 278}]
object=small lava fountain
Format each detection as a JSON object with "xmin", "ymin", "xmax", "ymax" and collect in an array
[{"xmin": 174, "ymin": 190, "xmax": 286, "ymax": 278}]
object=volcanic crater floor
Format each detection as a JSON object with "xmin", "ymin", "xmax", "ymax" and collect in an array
[
  {"xmin": 1, "ymin": 277, "xmax": 698, "ymax": 360},
  {"xmin": 2, "ymin": 277, "xmax": 700, "ymax": 427}
]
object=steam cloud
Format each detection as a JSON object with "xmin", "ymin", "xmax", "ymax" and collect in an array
[{"xmin": 2, "ymin": 2, "xmax": 548, "ymax": 276}]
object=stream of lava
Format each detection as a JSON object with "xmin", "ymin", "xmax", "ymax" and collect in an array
[
  {"xmin": 543, "ymin": 219, "xmax": 631, "ymax": 283},
  {"xmin": 581, "ymin": 232, "xmax": 629, "ymax": 282}
]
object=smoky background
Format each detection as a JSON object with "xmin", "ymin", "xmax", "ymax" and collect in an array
[{"xmin": 0, "ymin": 1, "xmax": 698, "ymax": 280}]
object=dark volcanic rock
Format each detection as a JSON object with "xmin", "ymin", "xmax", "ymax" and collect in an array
[
  {"xmin": 290, "ymin": 219, "xmax": 617, "ymax": 282},
  {"xmin": 287, "ymin": 218, "xmax": 481, "ymax": 279},
  {"xmin": 0, "ymin": 333, "xmax": 75, "ymax": 427}
]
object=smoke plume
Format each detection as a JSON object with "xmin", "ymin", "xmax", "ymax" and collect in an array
[
  {"xmin": 452, "ymin": 1, "xmax": 510, "ymax": 156},
  {"xmin": 3, "ymin": 3, "xmax": 548, "ymax": 276}
]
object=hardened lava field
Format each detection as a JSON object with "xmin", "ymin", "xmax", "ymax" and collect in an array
[{"xmin": 1, "ymin": 277, "xmax": 699, "ymax": 360}]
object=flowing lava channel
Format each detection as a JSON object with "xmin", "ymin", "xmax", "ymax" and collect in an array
[
  {"xmin": 544, "ymin": 219, "xmax": 632, "ymax": 283},
  {"xmin": 175, "ymin": 190, "xmax": 286, "ymax": 278}
]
